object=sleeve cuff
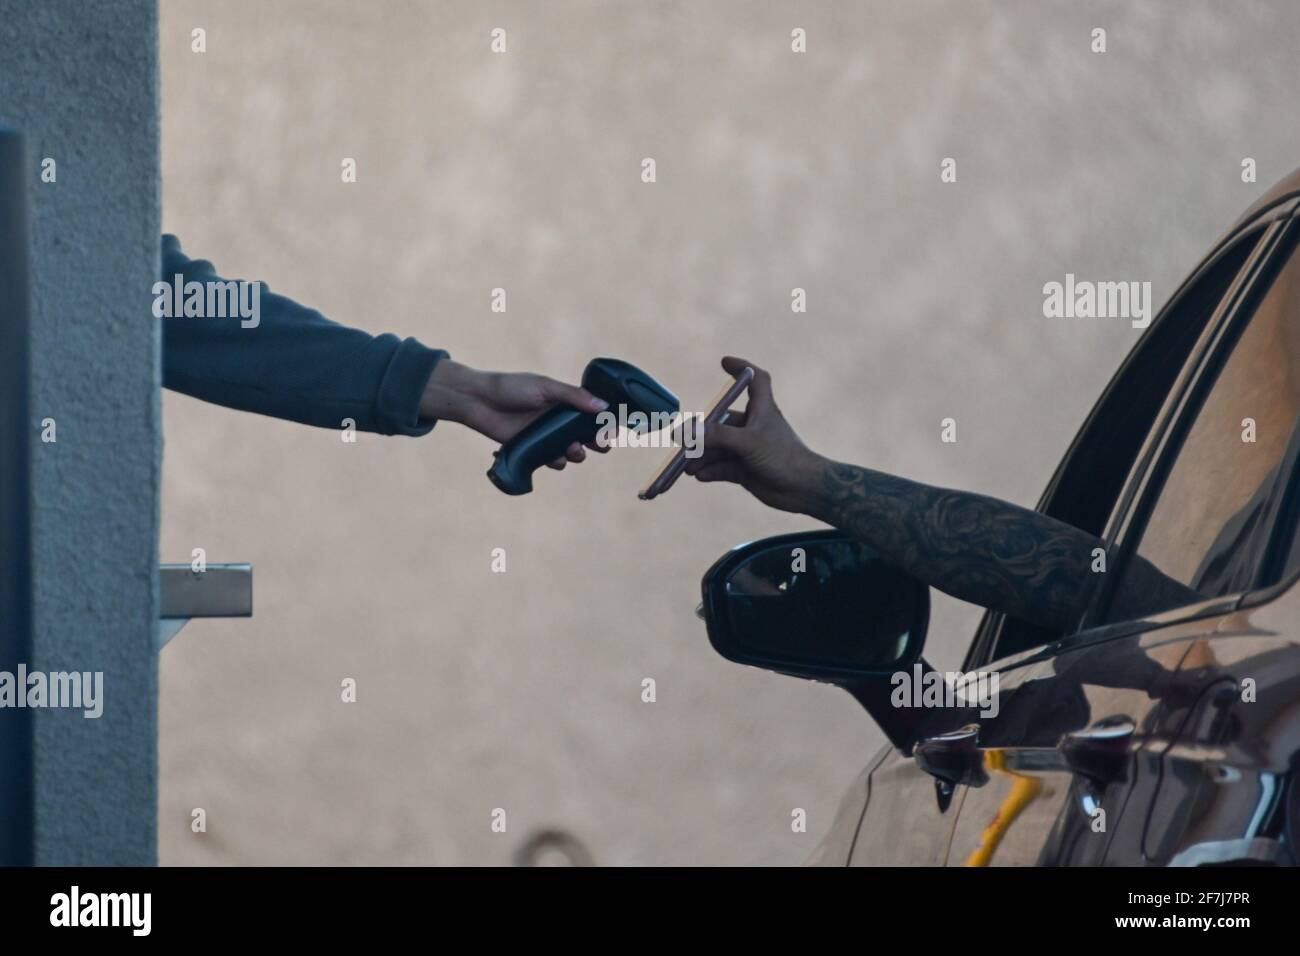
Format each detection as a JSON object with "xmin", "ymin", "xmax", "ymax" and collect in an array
[{"xmin": 375, "ymin": 338, "xmax": 448, "ymax": 436}]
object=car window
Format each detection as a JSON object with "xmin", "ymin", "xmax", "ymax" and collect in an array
[
  {"xmin": 1269, "ymin": 441, "xmax": 1300, "ymax": 580},
  {"xmin": 1104, "ymin": 225, "xmax": 1300, "ymax": 623},
  {"xmin": 967, "ymin": 229, "xmax": 1263, "ymax": 668}
]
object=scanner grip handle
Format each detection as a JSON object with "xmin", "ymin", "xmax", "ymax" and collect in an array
[{"xmin": 487, "ymin": 406, "xmax": 600, "ymax": 495}]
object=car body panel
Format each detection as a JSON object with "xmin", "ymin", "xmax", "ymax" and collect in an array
[
  {"xmin": 809, "ymin": 170, "xmax": 1300, "ymax": 866},
  {"xmin": 849, "ymin": 653, "xmax": 1044, "ymax": 866},
  {"xmin": 945, "ymin": 626, "xmax": 1194, "ymax": 866},
  {"xmin": 1134, "ymin": 582, "xmax": 1300, "ymax": 866},
  {"xmin": 805, "ymin": 760, "xmax": 878, "ymax": 866}
]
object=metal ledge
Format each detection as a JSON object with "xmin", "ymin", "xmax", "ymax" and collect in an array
[{"xmin": 157, "ymin": 563, "xmax": 253, "ymax": 650}]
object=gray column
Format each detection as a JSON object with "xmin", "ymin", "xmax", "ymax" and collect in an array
[{"xmin": 0, "ymin": 0, "xmax": 161, "ymax": 865}]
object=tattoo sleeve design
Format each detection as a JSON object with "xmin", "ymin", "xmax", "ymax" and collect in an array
[{"xmin": 816, "ymin": 461, "xmax": 1101, "ymax": 632}]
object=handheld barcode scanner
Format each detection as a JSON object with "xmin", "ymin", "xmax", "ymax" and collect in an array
[{"xmin": 487, "ymin": 357, "xmax": 679, "ymax": 495}]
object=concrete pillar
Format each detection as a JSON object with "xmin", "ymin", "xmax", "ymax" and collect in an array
[{"xmin": 0, "ymin": 0, "xmax": 161, "ymax": 865}]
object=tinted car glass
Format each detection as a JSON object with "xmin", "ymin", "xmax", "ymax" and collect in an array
[
  {"xmin": 1273, "ymin": 461, "xmax": 1300, "ymax": 580},
  {"xmin": 973, "ymin": 231, "xmax": 1261, "ymax": 664},
  {"xmin": 1106, "ymin": 227, "xmax": 1300, "ymax": 622}
]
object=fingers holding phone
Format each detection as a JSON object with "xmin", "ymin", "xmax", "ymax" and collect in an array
[
  {"xmin": 681, "ymin": 357, "xmax": 827, "ymax": 515},
  {"xmin": 638, "ymin": 364, "xmax": 753, "ymax": 500}
]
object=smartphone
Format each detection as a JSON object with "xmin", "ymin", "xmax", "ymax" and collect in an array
[{"xmin": 638, "ymin": 366, "xmax": 754, "ymax": 500}]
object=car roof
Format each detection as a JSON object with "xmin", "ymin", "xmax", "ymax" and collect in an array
[{"xmin": 1233, "ymin": 165, "xmax": 1300, "ymax": 230}]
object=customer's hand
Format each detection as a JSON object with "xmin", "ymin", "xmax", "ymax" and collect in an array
[
  {"xmin": 420, "ymin": 359, "xmax": 610, "ymax": 469},
  {"xmin": 683, "ymin": 357, "xmax": 827, "ymax": 513}
]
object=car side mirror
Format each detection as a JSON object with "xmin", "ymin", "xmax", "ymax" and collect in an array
[{"xmin": 701, "ymin": 530, "xmax": 928, "ymax": 682}]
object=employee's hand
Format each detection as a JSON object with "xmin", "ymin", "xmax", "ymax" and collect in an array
[
  {"xmin": 683, "ymin": 357, "xmax": 827, "ymax": 513},
  {"xmin": 420, "ymin": 359, "xmax": 610, "ymax": 469}
]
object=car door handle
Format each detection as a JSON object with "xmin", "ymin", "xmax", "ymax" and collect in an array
[
  {"xmin": 914, "ymin": 724, "xmax": 989, "ymax": 789},
  {"xmin": 1059, "ymin": 717, "xmax": 1135, "ymax": 786}
]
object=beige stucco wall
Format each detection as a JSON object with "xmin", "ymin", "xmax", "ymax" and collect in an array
[{"xmin": 158, "ymin": 0, "xmax": 1300, "ymax": 864}]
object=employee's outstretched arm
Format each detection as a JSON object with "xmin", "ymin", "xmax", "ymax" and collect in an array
[{"xmin": 160, "ymin": 235, "xmax": 606, "ymax": 468}]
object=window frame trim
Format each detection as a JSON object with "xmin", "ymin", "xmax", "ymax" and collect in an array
[
  {"xmin": 965, "ymin": 201, "xmax": 1299, "ymax": 672},
  {"xmin": 1081, "ymin": 212, "xmax": 1300, "ymax": 634}
]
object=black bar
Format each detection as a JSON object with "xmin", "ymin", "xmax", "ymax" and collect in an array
[{"xmin": 0, "ymin": 866, "xmax": 1287, "ymax": 939}]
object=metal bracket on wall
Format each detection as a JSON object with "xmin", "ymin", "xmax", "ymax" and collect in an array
[{"xmin": 157, "ymin": 564, "xmax": 253, "ymax": 650}]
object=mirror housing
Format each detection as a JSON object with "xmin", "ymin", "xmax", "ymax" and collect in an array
[{"xmin": 701, "ymin": 530, "xmax": 928, "ymax": 681}]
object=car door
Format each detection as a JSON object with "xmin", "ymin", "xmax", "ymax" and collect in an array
[
  {"xmin": 847, "ymin": 209, "xmax": 1290, "ymax": 865},
  {"xmin": 943, "ymin": 620, "xmax": 1205, "ymax": 866},
  {"xmin": 1137, "ymin": 591, "xmax": 1300, "ymax": 866},
  {"xmin": 848, "ymin": 657, "xmax": 1046, "ymax": 866},
  {"xmin": 1105, "ymin": 215, "xmax": 1300, "ymax": 867},
  {"xmin": 1145, "ymin": 572, "xmax": 1300, "ymax": 867},
  {"xmin": 949, "ymin": 211, "xmax": 1300, "ymax": 866}
]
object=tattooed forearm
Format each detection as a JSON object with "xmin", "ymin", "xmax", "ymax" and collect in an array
[{"xmin": 811, "ymin": 460, "xmax": 1101, "ymax": 632}]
